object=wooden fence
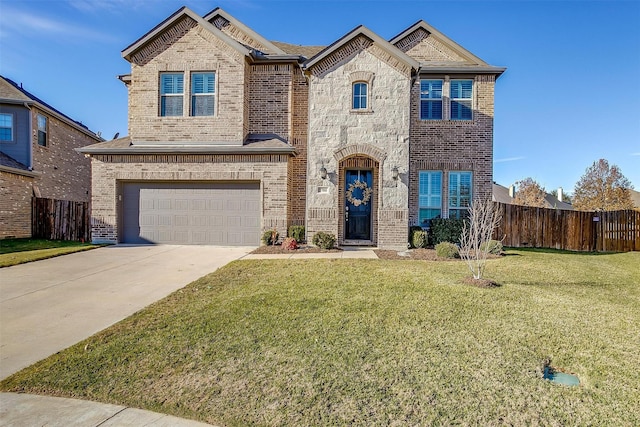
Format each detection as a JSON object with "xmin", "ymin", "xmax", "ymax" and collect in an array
[
  {"xmin": 32, "ymin": 197, "xmax": 90, "ymax": 241},
  {"xmin": 494, "ymin": 203, "xmax": 640, "ymax": 252}
]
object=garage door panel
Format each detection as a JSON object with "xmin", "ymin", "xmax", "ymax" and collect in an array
[{"xmin": 122, "ymin": 182, "xmax": 260, "ymax": 245}]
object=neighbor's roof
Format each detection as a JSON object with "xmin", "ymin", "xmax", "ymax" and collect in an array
[
  {"xmin": 271, "ymin": 41, "xmax": 326, "ymax": 58},
  {"xmin": 492, "ymin": 182, "xmax": 574, "ymax": 210},
  {"xmin": 78, "ymin": 135, "xmax": 297, "ymax": 156},
  {"xmin": 0, "ymin": 76, "xmax": 102, "ymax": 141}
]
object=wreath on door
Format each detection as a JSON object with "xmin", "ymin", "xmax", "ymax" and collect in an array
[{"xmin": 346, "ymin": 179, "xmax": 373, "ymax": 207}]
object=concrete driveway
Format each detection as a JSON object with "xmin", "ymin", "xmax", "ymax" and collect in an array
[{"xmin": 0, "ymin": 245, "xmax": 253, "ymax": 380}]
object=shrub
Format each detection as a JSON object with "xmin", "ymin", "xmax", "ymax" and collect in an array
[
  {"xmin": 408, "ymin": 226, "xmax": 425, "ymax": 248},
  {"xmin": 412, "ymin": 230, "xmax": 428, "ymax": 249},
  {"xmin": 435, "ymin": 241, "xmax": 459, "ymax": 259},
  {"xmin": 480, "ymin": 239, "xmax": 503, "ymax": 255},
  {"xmin": 288, "ymin": 225, "xmax": 305, "ymax": 243},
  {"xmin": 430, "ymin": 218, "xmax": 466, "ymax": 245},
  {"xmin": 282, "ymin": 237, "xmax": 298, "ymax": 250},
  {"xmin": 312, "ymin": 231, "xmax": 336, "ymax": 250},
  {"xmin": 261, "ymin": 229, "xmax": 279, "ymax": 246}
]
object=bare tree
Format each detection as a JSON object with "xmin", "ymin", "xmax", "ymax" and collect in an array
[
  {"xmin": 514, "ymin": 177, "xmax": 547, "ymax": 207},
  {"xmin": 459, "ymin": 199, "xmax": 502, "ymax": 280},
  {"xmin": 573, "ymin": 159, "xmax": 634, "ymax": 211}
]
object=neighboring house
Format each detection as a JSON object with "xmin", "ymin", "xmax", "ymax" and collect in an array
[
  {"xmin": 0, "ymin": 76, "xmax": 102, "ymax": 239},
  {"xmin": 79, "ymin": 6, "xmax": 505, "ymax": 249},
  {"xmin": 492, "ymin": 182, "xmax": 574, "ymax": 210},
  {"xmin": 629, "ymin": 189, "xmax": 640, "ymax": 211}
]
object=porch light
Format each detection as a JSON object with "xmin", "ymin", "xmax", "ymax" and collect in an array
[
  {"xmin": 320, "ymin": 165, "xmax": 328, "ymax": 179},
  {"xmin": 392, "ymin": 166, "xmax": 399, "ymax": 180}
]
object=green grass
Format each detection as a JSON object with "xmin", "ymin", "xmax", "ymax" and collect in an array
[
  {"xmin": 2, "ymin": 250, "xmax": 639, "ymax": 426},
  {"xmin": 0, "ymin": 239, "xmax": 101, "ymax": 267}
]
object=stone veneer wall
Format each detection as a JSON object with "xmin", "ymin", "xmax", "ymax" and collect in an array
[
  {"xmin": 0, "ymin": 171, "xmax": 35, "ymax": 238},
  {"xmin": 31, "ymin": 107, "xmax": 93, "ymax": 202},
  {"xmin": 306, "ymin": 46, "xmax": 411, "ymax": 250},
  {"xmin": 128, "ymin": 22, "xmax": 247, "ymax": 143},
  {"xmin": 408, "ymin": 74, "xmax": 495, "ymax": 225},
  {"xmin": 89, "ymin": 154, "xmax": 289, "ymax": 244}
]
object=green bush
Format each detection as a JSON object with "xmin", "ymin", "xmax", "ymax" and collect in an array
[
  {"xmin": 435, "ymin": 241, "xmax": 459, "ymax": 259},
  {"xmin": 480, "ymin": 239, "xmax": 503, "ymax": 255},
  {"xmin": 312, "ymin": 231, "xmax": 336, "ymax": 250},
  {"xmin": 288, "ymin": 225, "xmax": 306, "ymax": 243},
  {"xmin": 408, "ymin": 226, "xmax": 425, "ymax": 248},
  {"xmin": 261, "ymin": 229, "xmax": 279, "ymax": 246},
  {"xmin": 411, "ymin": 230, "xmax": 428, "ymax": 249},
  {"xmin": 429, "ymin": 218, "xmax": 466, "ymax": 245}
]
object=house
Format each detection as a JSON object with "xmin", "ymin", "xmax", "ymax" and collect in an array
[
  {"xmin": 0, "ymin": 76, "xmax": 102, "ymax": 239},
  {"xmin": 492, "ymin": 182, "xmax": 574, "ymax": 210},
  {"xmin": 79, "ymin": 6, "xmax": 505, "ymax": 249}
]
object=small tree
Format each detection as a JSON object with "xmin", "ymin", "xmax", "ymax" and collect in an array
[
  {"xmin": 573, "ymin": 159, "xmax": 634, "ymax": 211},
  {"xmin": 459, "ymin": 199, "xmax": 502, "ymax": 280},
  {"xmin": 514, "ymin": 177, "xmax": 547, "ymax": 207}
]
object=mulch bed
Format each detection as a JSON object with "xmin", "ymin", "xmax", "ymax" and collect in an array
[
  {"xmin": 374, "ymin": 248, "xmax": 448, "ymax": 261},
  {"xmin": 250, "ymin": 244, "xmax": 342, "ymax": 254}
]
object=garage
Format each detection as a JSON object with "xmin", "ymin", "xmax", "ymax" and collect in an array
[{"xmin": 121, "ymin": 182, "xmax": 260, "ymax": 245}]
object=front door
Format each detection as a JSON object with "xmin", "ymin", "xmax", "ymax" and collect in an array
[{"xmin": 345, "ymin": 170, "xmax": 373, "ymax": 240}]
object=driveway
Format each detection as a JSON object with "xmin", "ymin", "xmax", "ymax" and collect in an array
[{"xmin": 0, "ymin": 245, "xmax": 253, "ymax": 380}]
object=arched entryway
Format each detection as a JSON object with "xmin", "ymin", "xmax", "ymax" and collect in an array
[{"xmin": 338, "ymin": 155, "xmax": 379, "ymax": 245}]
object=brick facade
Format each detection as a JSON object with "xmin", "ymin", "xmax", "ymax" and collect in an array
[
  {"xmin": 30, "ymin": 107, "xmax": 93, "ymax": 202},
  {"xmin": 83, "ymin": 8, "xmax": 503, "ymax": 248},
  {"xmin": 0, "ymin": 170, "xmax": 35, "ymax": 238}
]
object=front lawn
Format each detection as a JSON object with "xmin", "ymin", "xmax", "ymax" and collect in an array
[
  {"xmin": 2, "ymin": 250, "xmax": 639, "ymax": 425},
  {"xmin": 0, "ymin": 239, "xmax": 100, "ymax": 267}
]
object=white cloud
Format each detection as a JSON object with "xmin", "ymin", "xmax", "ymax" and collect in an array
[
  {"xmin": 0, "ymin": 5, "xmax": 117, "ymax": 43},
  {"xmin": 494, "ymin": 156, "xmax": 525, "ymax": 163},
  {"xmin": 631, "ymin": 152, "xmax": 640, "ymax": 156}
]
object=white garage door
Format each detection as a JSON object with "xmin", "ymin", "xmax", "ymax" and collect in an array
[{"xmin": 122, "ymin": 182, "xmax": 260, "ymax": 245}]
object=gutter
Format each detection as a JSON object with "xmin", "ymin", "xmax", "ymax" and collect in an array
[
  {"xmin": 77, "ymin": 145, "xmax": 297, "ymax": 156},
  {"xmin": 0, "ymin": 164, "xmax": 41, "ymax": 178}
]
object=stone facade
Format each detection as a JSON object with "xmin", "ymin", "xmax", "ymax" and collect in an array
[{"xmin": 82, "ymin": 8, "xmax": 503, "ymax": 248}]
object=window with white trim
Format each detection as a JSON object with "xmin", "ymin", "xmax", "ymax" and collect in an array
[
  {"xmin": 448, "ymin": 171, "xmax": 472, "ymax": 218},
  {"xmin": 37, "ymin": 114, "xmax": 48, "ymax": 146},
  {"xmin": 450, "ymin": 80, "xmax": 473, "ymax": 120},
  {"xmin": 191, "ymin": 72, "xmax": 215, "ymax": 116},
  {"xmin": 352, "ymin": 82, "xmax": 368, "ymax": 110},
  {"xmin": 418, "ymin": 170, "xmax": 442, "ymax": 226},
  {"xmin": 0, "ymin": 113, "xmax": 13, "ymax": 141},
  {"xmin": 420, "ymin": 80, "xmax": 443, "ymax": 120},
  {"xmin": 160, "ymin": 73, "xmax": 184, "ymax": 116}
]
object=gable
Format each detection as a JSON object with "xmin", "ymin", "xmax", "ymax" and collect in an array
[
  {"xmin": 204, "ymin": 8, "xmax": 285, "ymax": 55},
  {"xmin": 305, "ymin": 27, "xmax": 419, "ymax": 78},
  {"xmin": 122, "ymin": 7, "xmax": 249, "ymax": 66},
  {"xmin": 395, "ymin": 28, "xmax": 468, "ymax": 63}
]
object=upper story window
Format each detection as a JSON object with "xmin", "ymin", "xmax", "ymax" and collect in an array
[
  {"xmin": 160, "ymin": 73, "xmax": 184, "ymax": 117},
  {"xmin": 352, "ymin": 82, "xmax": 368, "ymax": 110},
  {"xmin": 420, "ymin": 80, "xmax": 443, "ymax": 120},
  {"xmin": 191, "ymin": 72, "xmax": 215, "ymax": 116},
  {"xmin": 418, "ymin": 170, "xmax": 442, "ymax": 226},
  {"xmin": 450, "ymin": 80, "xmax": 473, "ymax": 120},
  {"xmin": 449, "ymin": 171, "xmax": 472, "ymax": 218},
  {"xmin": 0, "ymin": 113, "xmax": 13, "ymax": 141},
  {"xmin": 37, "ymin": 114, "xmax": 48, "ymax": 146}
]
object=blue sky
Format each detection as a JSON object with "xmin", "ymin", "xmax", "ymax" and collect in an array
[{"xmin": 1, "ymin": 0, "xmax": 638, "ymax": 193}]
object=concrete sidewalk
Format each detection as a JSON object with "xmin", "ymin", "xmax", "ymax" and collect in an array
[{"xmin": 0, "ymin": 393, "xmax": 215, "ymax": 426}]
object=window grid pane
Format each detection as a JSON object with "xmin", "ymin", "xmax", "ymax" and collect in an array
[
  {"xmin": 352, "ymin": 82, "xmax": 368, "ymax": 109},
  {"xmin": 419, "ymin": 171, "xmax": 442, "ymax": 224},
  {"xmin": 449, "ymin": 172, "xmax": 472, "ymax": 217},
  {"xmin": 420, "ymin": 80, "xmax": 443, "ymax": 120},
  {"xmin": 451, "ymin": 80, "xmax": 473, "ymax": 120},
  {"xmin": 0, "ymin": 114, "xmax": 12, "ymax": 141},
  {"xmin": 160, "ymin": 73, "xmax": 184, "ymax": 116}
]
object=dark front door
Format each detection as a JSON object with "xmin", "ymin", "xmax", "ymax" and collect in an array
[{"xmin": 345, "ymin": 170, "xmax": 373, "ymax": 240}]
